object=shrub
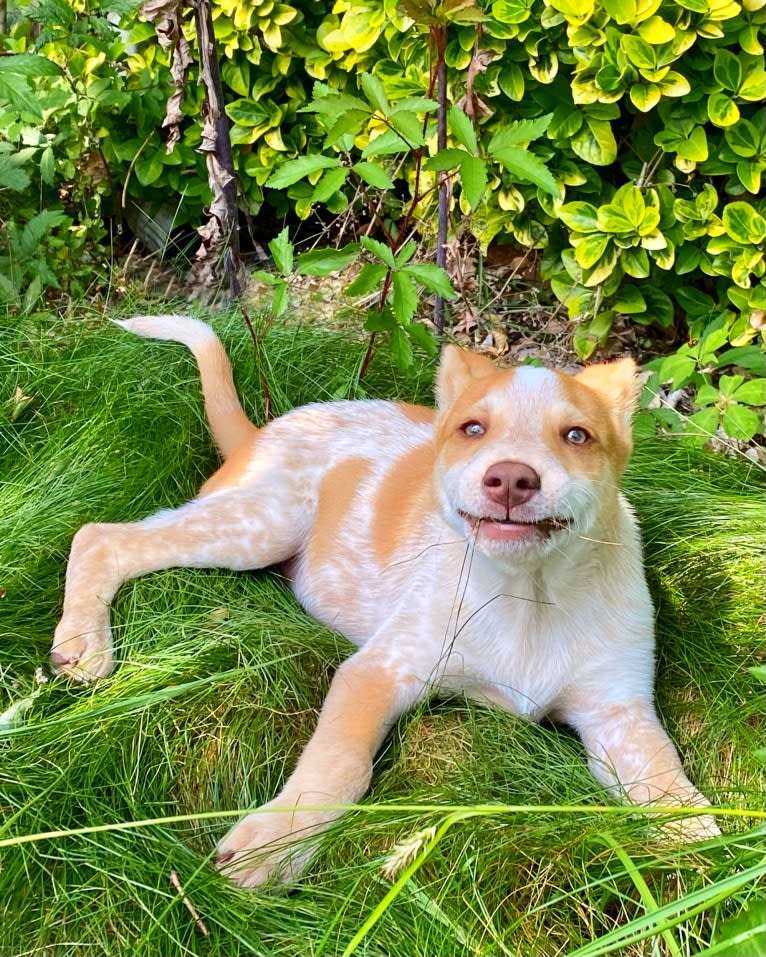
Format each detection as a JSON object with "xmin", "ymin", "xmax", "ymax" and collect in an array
[{"xmin": 0, "ymin": 0, "xmax": 763, "ymax": 439}]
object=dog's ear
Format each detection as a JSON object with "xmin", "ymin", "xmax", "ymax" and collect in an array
[
  {"xmin": 575, "ymin": 358, "xmax": 641, "ymax": 432},
  {"xmin": 435, "ymin": 345, "xmax": 497, "ymax": 409}
]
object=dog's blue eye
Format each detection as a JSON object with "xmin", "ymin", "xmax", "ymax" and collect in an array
[
  {"xmin": 462, "ymin": 421, "xmax": 486, "ymax": 437},
  {"xmin": 565, "ymin": 427, "xmax": 590, "ymax": 445}
]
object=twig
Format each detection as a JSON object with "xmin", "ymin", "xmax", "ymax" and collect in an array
[{"xmin": 169, "ymin": 869, "xmax": 209, "ymax": 937}]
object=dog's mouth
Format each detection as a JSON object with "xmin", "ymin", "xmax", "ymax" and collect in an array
[{"xmin": 458, "ymin": 511, "xmax": 572, "ymax": 541}]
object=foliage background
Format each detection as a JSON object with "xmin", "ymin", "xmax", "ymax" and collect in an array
[{"xmin": 1, "ymin": 0, "xmax": 764, "ymax": 440}]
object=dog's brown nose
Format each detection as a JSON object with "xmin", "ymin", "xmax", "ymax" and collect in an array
[{"xmin": 483, "ymin": 461, "xmax": 540, "ymax": 508}]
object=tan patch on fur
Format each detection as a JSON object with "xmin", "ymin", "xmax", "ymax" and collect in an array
[
  {"xmin": 372, "ymin": 443, "xmax": 436, "ymax": 567},
  {"xmin": 199, "ymin": 436, "xmax": 259, "ymax": 495},
  {"xmin": 555, "ymin": 372, "xmax": 633, "ymax": 478},
  {"xmin": 306, "ymin": 457, "xmax": 374, "ymax": 571},
  {"xmin": 398, "ymin": 402, "xmax": 436, "ymax": 425}
]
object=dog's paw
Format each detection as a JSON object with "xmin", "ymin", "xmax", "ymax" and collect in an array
[
  {"xmin": 50, "ymin": 621, "xmax": 114, "ymax": 682},
  {"xmin": 215, "ymin": 802, "xmax": 327, "ymax": 889},
  {"xmin": 666, "ymin": 811, "xmax": 722, "ymax": 844}
]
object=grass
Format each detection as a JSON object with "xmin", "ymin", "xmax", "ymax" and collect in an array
[{"xmin": 1, "ymin": 307, "xmax": 764, "ymax": 957}]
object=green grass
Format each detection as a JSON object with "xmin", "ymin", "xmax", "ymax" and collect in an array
[{"xmin": 1, "ymin": 308, "xmax": 764, "ymax": 957}]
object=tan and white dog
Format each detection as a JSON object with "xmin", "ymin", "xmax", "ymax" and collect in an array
[{"xmin": 50, "ymin": 315, "xmax": 719, "ymax": 887}]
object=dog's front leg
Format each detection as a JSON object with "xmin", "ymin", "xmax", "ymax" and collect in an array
[
  {"xmin": 216, "ymin": 648, "xmax": 424, "ymax": 888},
  {"xmin": 571, "ymin": 699, "xmax": 721, "ymax": 842}
]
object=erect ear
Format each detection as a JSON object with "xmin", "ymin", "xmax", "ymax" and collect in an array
[
  {"xmin": 435, "ymin": 345, "xmax": 497, "ymax": 409},
  {"xmin": 575, "ymin": 357, "xmax": 641, "ymax": 432}
]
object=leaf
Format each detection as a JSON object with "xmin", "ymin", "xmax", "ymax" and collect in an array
[
  {"xmin": 327, "ymin": 110, "xmax": 370, "ymax": 145},
  {"xmin": 389, "ymin": 110, "xmax": 427, "ymax": 147},
  {"xmin": 597, "ymin": 204, "xmax": 635, "ymax": 235},
  {"xmin": 40, "ymin": 146, "xmax": 56, "ymax": 187},
  {"xmin": 362, "ymin": 128, "xmax": 413, "ymax": 157},
  {"xmin": 675, "ymin": 286, "xmax": 714, "ymax": 315},
  {"xmin": 559, "ymin": 202, "xmax": 599, "ymax": 232},
  {"xmin": 351, "ymin": 161, "xmax": 395, "ymax": 189},
  {"xmin": 713, "ymin": 903, "xmax": 766, "ymax": 957},
  {"xmin": 0, "ymin": 156, "xmax": 31, "ymax": 193},
  {"xmin": 424, "ymin": 148, "xmax": 469, "ymax": 172},
  {"xmin": 602, "ymin": 0, "xmax": 638, "ymax": 25},
  {"xmin": 714, "ymin": 347, "xmax": 766, "ymax": 375},
  {"xmin": 677, "ymin": 126, "xmax": 709, "ymax": 163},
  {"xmin": 19, "ymin": 211, "xmax": 68, "ymax": 254},
  {"xmin": 390, "ymin": 325, "xmax": 414, "ymax": 370},
  {"xmin": 265, "ymin": 155, "xmax": 341, "ymax": 189},
  {"xmin": 297, "ymin": 243, "xmax": 360, "ymax": 277},
  {"xmin": 713, "ymin": 49, "xmax": 742, "ymax": 92},
  {"xmin": 707, "ymin": 92, "xmax": 740, "ymax": 128},
  {"xmin": 687, "ymin": 406, "xmax": 720, "ymax": 436},
  {"xmin": 448, "ymin": 106, "xmax": 478, "ymax": 153},
  {"xmin": 458, "ymin": 153, "xmax": 487, "ymax": 210},
  {"xmin": 489, "ymin": 144, "xmax": 561, "ymax": 197},
  {"xmin": 723, "ymin": 403, "xmax": 762, "ymax": 441},
  {"xmin": 642, "ymin": 286, "xmax": 674, "ymax": 327},
  {"xmin": 638, "ymin": 15, "xmax": 675, "ymax": 43},
  {"xmin": 360, "ymin": 72, "xmax": 389, "ymax": 114},
  {"xmin": 739, "ymin": 65, "xmax": 766, "ymax": 102},
  {"xmin": 630, "ymin": 83, "xmax": 661, "ymax": 112},
  {"xmin": 574, "ymin": 232, "xmax": 610, "ymax": 269},
  {"xmin": 392, "ymin": 271, "xmax": 419, "ymax": 324},
  {"xmin": 582, "ymin": 246, "xmax": 620, "ymax": 286},
  {"xmin": 407, "ymin": 319, "xmax": 439, "ymax": 357},
  {"xmin": 271, "ymin": 279, "xmax": 289, "ymax": 319},
  {"xmin": 402, "ymin": 263, "xmax": 456, "ymax": 298},
  {"xmin": 268, "ymin": 226, "xmax": 293, "ymax": 275},
  {"xmin": 659, "ymin": 353, "xmax": 696, "ymax": 387},
  {"xmin": 723, "ymin": 202, "xmax": 766, "ymax": 245},
  {"xmin": 571, "ymin": 119, "xmax": 618, "ymax": 165},
  {"xmin": 0, "ymin": 54, "xmax": 64, "ymax": 77},
  {"xmin": 363, "ymin": 308, "xmax": 397, "ymax": 332},
  {"xmin": 300, "ymin": 91, "xmax": 371, "ymax": 120},
  {"xmin": 726, "ymin": 120, "xmax": 760, "ymax": 159},
  {"xmin": 487, "ymin": 114, "xmax": 553, "ymax": 150},
  {"xmin": 613, "ymin": 285, "xmax": 646, "ymax": 314},
  {"xmin": 621, "ymin": 34, "xmax": 656, "ymax": 70},
  {"xmin": 360, "ymin": 236, "xmax": 396, "ymax": 269},
  {"xmin": 311, "ymin": 167, "xmax": 349, "ymax": 204},
  {"xmin": 733, "ymin": 379, "xmax": 766, "ymax": 406},
  {"xmin": 0, "ymin": 75, "xmax": 43, "ymax": 119},
  {"xmin": 346, "ymin": 262, "xmax": 388, "ymax": 297}
]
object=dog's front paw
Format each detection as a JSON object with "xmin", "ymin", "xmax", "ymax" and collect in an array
[
  {"xmin": 664, "ymin": 810, "xmax": 721, "ymax": 844},
  {"xmin": 50, "ymin": 620, "xmax": 114, "ymax": 682},
  {"xmin": 216, "ymin": 801, "xmax": 328, "ymax": 889}
]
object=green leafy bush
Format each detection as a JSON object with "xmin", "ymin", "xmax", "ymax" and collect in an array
[{"xmin": 0, "ymin": 0, "xmax": 763, "ymax": 440}]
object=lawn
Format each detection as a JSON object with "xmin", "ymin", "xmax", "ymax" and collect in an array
[{"xmin": 1, "ymin": 309, "xmax": 763, "ymax": 956}]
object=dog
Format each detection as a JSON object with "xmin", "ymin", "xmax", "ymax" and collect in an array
[{"xmin": 50, "ymin": 315, "xmax": 719, "ymax": 887}]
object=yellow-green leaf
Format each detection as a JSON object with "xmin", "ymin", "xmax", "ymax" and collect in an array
[
  {"xmin": 707, "ymin": 92, "xmax": 740, "ymax": 127},
  {"xmin": 638, "ymin": 15, "xmax": 676, "ymax": 43}
]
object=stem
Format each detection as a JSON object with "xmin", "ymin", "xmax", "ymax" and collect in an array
[
  {"xmin": 432, "ymin": 24, "xmax": 449, "ymax": 334},
  {"xmin": 190, "ymin": 0, "xmax": 243, "ymax": 298}
]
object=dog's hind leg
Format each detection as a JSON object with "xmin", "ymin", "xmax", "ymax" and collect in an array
[{"xmin": 51, "ymin": 485, "xmax": 309, "ymax": 681}]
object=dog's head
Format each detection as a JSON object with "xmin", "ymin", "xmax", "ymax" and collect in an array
[{"xmin": 433, "ymin": 346, "xmax": 640, "ymax": 561}]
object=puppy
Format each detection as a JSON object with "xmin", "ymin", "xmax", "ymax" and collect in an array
[{"xmin": 51, "ymin": 315, "xmax": 719, "ymax": 887}]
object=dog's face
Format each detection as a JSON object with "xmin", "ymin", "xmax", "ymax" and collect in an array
[{"xmin": 433, "ymin": 347, "xmax": 640, "ymax": 561}]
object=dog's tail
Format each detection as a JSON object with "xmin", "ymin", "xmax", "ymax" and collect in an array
[{"xmin": 114, "ymin": 315, "xmax": 258, "ymax": 460}]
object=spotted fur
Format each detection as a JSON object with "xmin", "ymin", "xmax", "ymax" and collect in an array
[{"xmin": 51, "ymin": 315, "xmax": 719, "ymax": 888}]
